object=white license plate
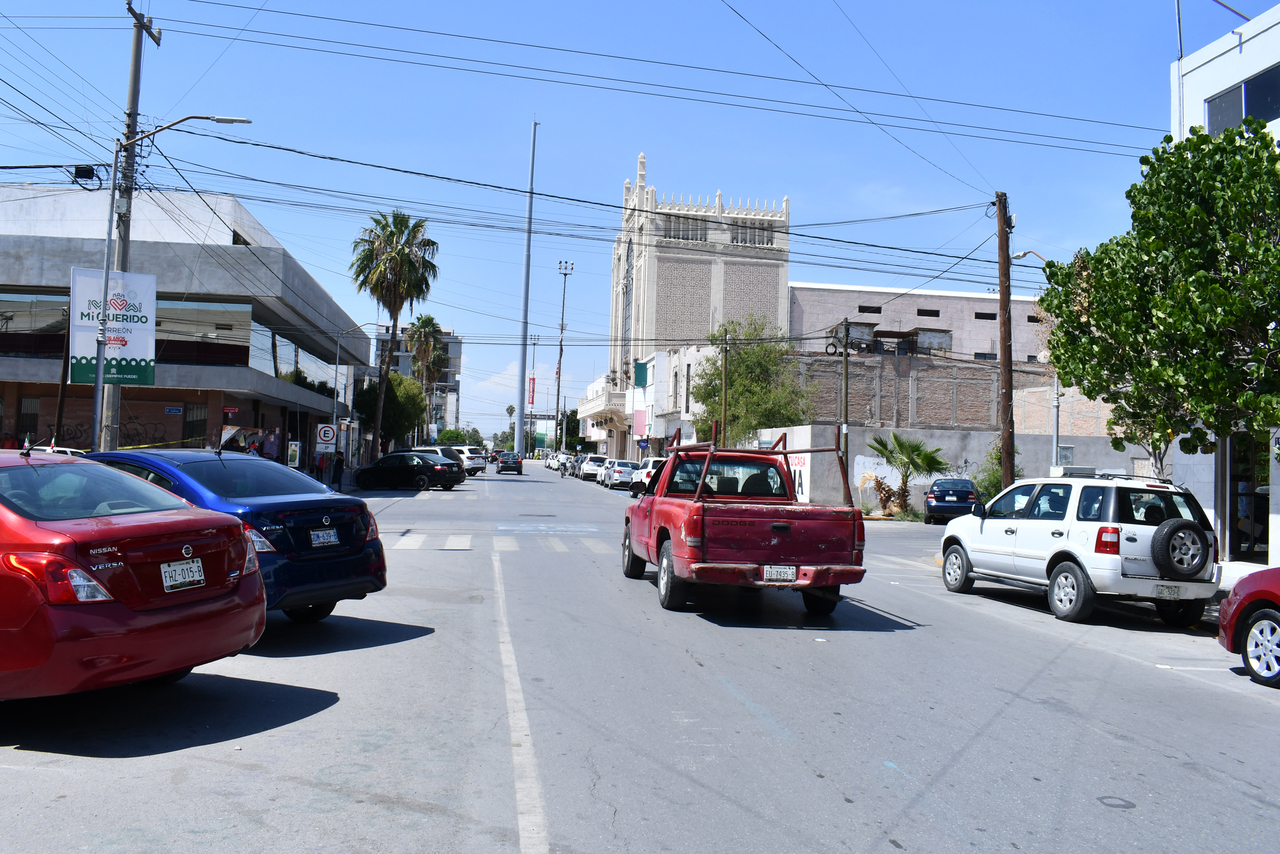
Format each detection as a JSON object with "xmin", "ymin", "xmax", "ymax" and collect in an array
[
  {"xmin": 310, "ymin": 528, "xmax": 340, "ymax": 547},
  {"xmin": 945, "ymin": 496, "xmax": 957, "ymax": 501},
  {"xmin": 763, "ymin": 565, "xmax": 797, "ymax": 582},
  {"xmin": 1155, "ymin": 584, "xmax": 1181, "ymax": 600},
  {"xmin": 161, "ymin": 557, "xmax": 205, "ymax": 592}
]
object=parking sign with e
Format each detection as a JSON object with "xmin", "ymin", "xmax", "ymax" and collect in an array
[{"xmin": 316, "ymin": 424, "xmax": 337, "ymax": 451}]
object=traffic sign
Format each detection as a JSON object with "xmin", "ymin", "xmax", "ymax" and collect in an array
[{"xmin": 316, "ymin": 423, "xmax": 337, "ymax": 452}]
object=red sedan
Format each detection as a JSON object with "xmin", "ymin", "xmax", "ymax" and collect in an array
[
  {"xmin": 0, "ymin": 452, "xmax": 265, "ymax": 699},
  {"xmin": 1218, "ymin": 565, "xmax": 1280, "ymax": 688}
]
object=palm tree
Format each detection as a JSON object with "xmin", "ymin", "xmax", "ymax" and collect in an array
[
  {"xmin": 405, "ymin": 314, "xmax": 444, "ymax": 393},
  {"xmin": 351, "ymin": 211, "xmax": 438, "ymax": 460},
  {"xmin": 867, "ymin": 432, "xmax": 948, "ymax": 513}
]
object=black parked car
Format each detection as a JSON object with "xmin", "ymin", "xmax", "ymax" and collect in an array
[
  {"xmin": 354, "ymin": 452, "xmax": 465, "ymax": 491},
  {"xmin": 496, "ymin": 452, "xmax": 523, "ymax": 475},
  {"xmin": 924, "ymin": 478, "xmax": 980, "ymax": 524}
]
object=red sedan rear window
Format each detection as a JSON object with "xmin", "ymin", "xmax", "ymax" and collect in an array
[{"xmin": 0, "ymin": 462, "xmax": 188, "ymax": 521}]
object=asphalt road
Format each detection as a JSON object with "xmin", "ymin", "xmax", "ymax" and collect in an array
[{"xmin": 3, "ymin": 464, "xmax": 1278, "ymax": 853}]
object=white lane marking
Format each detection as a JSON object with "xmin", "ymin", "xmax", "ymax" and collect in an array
[
  {"xmin": 438, "ymin": 494, "xmax": 456, "ymax": 501},
  {"xmin": 581, "ymin": 538, "xmax": 611, "ymax": 554},
  {"xmin": 414, "ymin": 491, "xmax": 432, "ymax": 500},
  {"xmin": 467, "ymin": 495, "xmax": 478, "ymax": 501},
  {"xmin": 441, "ymin": 534, "xmax": 472, "ymax": 550},
  {"xmin": 541, "ymin": 537, "xmax": 568, "ymax": 553},
  {"xmin": 492, "ymin": 551, "xmax": 550, "ymax": 854},
  {"xmin": 493, "ymin": 536, "xmax": 520, "ymax": 552},
  {"xmin": 390, "ymin": 534, "xmax": 425, "ymax": 550}
]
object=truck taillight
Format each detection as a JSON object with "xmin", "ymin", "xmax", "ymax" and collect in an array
[
  {"xmin": 2, "ymin": 553, "xmax": 113, "ymax": 604},
  {"xmin": 1095, "ymin": 527, "xmax": 1120, "ymax": 555},
  {"xmin": 683, "ymin": 511, "xmax": 703, "ymax": 548},
  {"xmin": 854, "ymin": 514, "xmax": 865, "ymax": 553}
]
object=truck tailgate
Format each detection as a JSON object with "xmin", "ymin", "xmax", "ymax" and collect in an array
[{"xmin": 702, "ymin": 502, "xmax": 857, "ymax": 565}]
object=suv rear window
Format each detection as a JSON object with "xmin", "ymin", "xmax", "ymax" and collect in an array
[{"xmin": 1117, "ymin": 487, "xmax": 1211, "ymax": 528}]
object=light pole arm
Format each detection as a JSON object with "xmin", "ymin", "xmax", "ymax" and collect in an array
[{"xmin": 124, "ymin": 115, "xmax": 250, "ymax": 150}]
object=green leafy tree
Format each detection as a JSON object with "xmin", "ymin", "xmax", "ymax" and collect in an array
[
  {"xmin": 691, "ymin": 314, "xmax": 810, "ymax": 447},
  {"xmin": 866, "ymin": 432, "xmax": 948, "ymax": 512},
  {"xmin": 1041, "ymin": 119, "xmax": 1280, "ymax": 474},
  {"xmin": 974, "ymin": 439, "xmax": 1024, "ymax": 501},
  {"xmin": 464, "ymin": 426, "xmax": 484, "ymax": 446},
  {"xmin": 353, "ymin": 370, "xmax": 426, "ymax": 447},
  {"xmin": 437, "ymin": 428, "xmax": 468, "ymax": 445},
  {"xmin": 351, "ymin": 211, "xmax": 438, "ymax": 461}
]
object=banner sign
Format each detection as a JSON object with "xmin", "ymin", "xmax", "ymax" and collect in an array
[
  {"xmin": 69, "ymin": 267, "xmax": 156, "ymax": 385},
  {"xmin": 528, "ymin": 377, "xmax": 536, "ymax": 406}
]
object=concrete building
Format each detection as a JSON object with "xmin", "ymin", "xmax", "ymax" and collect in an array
[
  {"xmin": 1170, "ymin": 7, "xmax": 1280, "ymax": 574},
  {"xmin": 0, "ymin": 185, "xmax": 368, "ymax": 460},
  {"xmin": 373, "ymin": 322, "xmax": 462, "ymax": 440},
  {"xmin": 580, "ymin": 154, "xmax": 789, "ymax": 458}
]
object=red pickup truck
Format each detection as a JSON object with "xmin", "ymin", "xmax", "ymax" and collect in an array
[{"xmin": 622, "ymin": 443, "xmax": 866, "ymax": 615}]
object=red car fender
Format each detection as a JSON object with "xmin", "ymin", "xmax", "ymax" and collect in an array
[{"xmin": 0, "ymin": 571, "xmax": 55, "ymax": 671}]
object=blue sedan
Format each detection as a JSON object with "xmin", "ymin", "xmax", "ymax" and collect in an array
[{"xmin": 89, "ymin": 449, "xmax": 386, "ymax": 623}]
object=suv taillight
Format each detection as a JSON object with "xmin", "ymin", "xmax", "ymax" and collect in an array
[
  {"xmin": 1095, "ymin": 527, "xmax": 1120, "ymax": 555},
  {"xmin": 366, "ymin": 512, "xmax": 380, "ymax": 542},
  {"xmin": 2, "ymin": 552, "xmax": 113, "ymax": 604}
]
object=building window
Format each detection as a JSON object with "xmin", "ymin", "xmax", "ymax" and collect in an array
[
  {"xmin": 974, "ymin": 352, "xmax": 997, "ymax": 361},
  {"xmin": 1207, "ymin": 64, "xmax": 1280, "ymax": 137},
  {"xmin": 16, "ymin": 398, "xmax": 39, "ymax": 443},
  {"xmin": 858, "ymin": 305, "xmax": 882, "ymax": 314},
  {"xmin": 1027, "ymin": 314, "xmax": 1041, "ymax": 323},
  {"xmin": 1027, "ymin": 354, "xmax": 1038, "ymax": 362},
  {"xmin": 663, "ymin": 215, "xmax": 707, "ymax": 242},
  {"xmin": 1207, "ymin": 85, "xmax": 1243, "ymax": 136},
  {"xmin": 684, "ymin": 363, "xmax": 691, "ymax": 413},
  {"xmin": 622, "ymin": 240, "xmax": 633, "ymax": 366},
  {"xmin": 730, "ymin": 220, "xmax": 773, "ymax": 246},
  {"xmin": 917, "ymin": 308, "xmax": 940, "ymax": 318},
  {"xmin": 182, "ymin": 403, "xmax": 208, "ymax": 448},
  {"xmin": 975, "ymin": 311, "xmax": 997, "ymax": 321}
]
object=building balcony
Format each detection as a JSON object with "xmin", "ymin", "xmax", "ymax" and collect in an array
[{"xmin": 578, "ymin": 389, "xmax": 628, "ymax": 422}]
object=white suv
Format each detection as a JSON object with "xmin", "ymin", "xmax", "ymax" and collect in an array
[{"xmin": 941, "ymin": 471, "xmax": 1220, "ymax": 626}]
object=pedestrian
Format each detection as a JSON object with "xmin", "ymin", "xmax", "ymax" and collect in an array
[
  {"xmin": 315, "ymin": 452, "xmax": 326, "ymax": 482},
  {"xmin": 331, "ymin": 451, "xmax": 345, "ymax": 491},
  {"xmin": 0, "ymin": 432, "xmax": 17, "ymax": 450}
]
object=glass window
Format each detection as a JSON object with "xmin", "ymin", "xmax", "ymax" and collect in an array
[
  {"xmin": 103, "ymin": 460, "xmax": 179, "ymax": 493},
  {"xmin": 1117, "ymin": 487, "xmax": 1211, "ymax": 528},
  {"xmin": 1207, "ymin": 84, "xmax": 1244, "ymax": 136},
  {"xmin": 181, "ymin": 458, "xmax": 329, "ymax": 498},
  {"xmin": 1029, "ymin": 484, "xmax": 1072, "ymax": 521},
  {"xmin": 931, "ymin": 479, "xmax": 975, "ymax": 491},
  {"xmin": 1077, "ymin": 485, "xmax": 1106, "ymax": 521},
  {"xmin": 1246, "ymin": 64, "xmax": 1280, "ymax": 125},
  {"xmin": 16, "ymin": 398, "xmax": 39, "ymax": 443},
  {"xmin": 0, "ymin": 461, "xmax": 187, "ymax": 520},
  {"xmin": 182, "ymin": 404, "xmax": 207, "ymax": 448},
  {"xmin": 667, "ymin": 458, "xmax": 787, "ymax": 498},
  {"xmin": 987, "ymin": 484, "xmax": 1037, "ymax": 519}
]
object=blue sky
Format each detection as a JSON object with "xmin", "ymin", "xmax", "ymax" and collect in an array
[{"xmin": 1, "ymin": 1, "xmax": 1262, "ymax": 438}]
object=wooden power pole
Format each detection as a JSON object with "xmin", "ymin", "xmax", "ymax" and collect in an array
[{"xmin": 996, "ymin": 191, "xmax": 1015, "ymax": 489}]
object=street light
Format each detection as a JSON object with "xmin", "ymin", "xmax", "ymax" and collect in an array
[
  {"xmin": 1011, "ymin": 249, "xmax": 1048, "ymax": 263},
  {"xmin": 91, "ymin": 114, "xmax": 251, "ymax": 452},
  {"xmin": 555, "ymin": 261, "xmax": 572, "ymax": 451}
]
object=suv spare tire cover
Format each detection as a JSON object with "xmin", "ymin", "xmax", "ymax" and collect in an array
[{"xmin": 1150, "ymin": 518, "xmax": 1211, "ymax": 579}]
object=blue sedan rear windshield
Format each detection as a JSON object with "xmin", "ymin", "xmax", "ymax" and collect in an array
[
  {"xmin": 182, "ymin": 458, "xmax": 330, "ymax": 498},
  {"xmin": 0, "ymin": 462, "xmax": 188, "ymax": 521}
]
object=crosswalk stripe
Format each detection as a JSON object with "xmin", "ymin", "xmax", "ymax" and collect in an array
[
  {"xmin": 582, "ymin": 538, "xmax": 612, "ymax": 554},
  {"xmin": 493, "ymin": 536, "xmax": 519, "ymax": 552},
  {"xmin": 442, "ymin": 534, "xmax": 471, "ymax": 550},
  {"xmin": 541, "ymin": 537, "xmax": 568, "ymax": 552},
  {"xmin": 390, "ymin": 534, "xmax": 425, "ymax": 550},
  {"xmin": 438, "ymin": 494, "xmax": 455, "ymax": 501},
  {"xmin": 466, "ymin": 495, "xmax": 478, "ymax": 501},
  {"xmin": 414, "ymin": 491, "xmax": 431, "ymax": 500}
]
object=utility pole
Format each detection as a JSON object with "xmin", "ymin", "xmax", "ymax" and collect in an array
[
  {"xmin": 720, "ymin": 329, "xmax": 728, "ymax": 447},
  {"xmin": 555, "ymin": 261, "xmax": 572, "ymax": 451},
  {"xmin": 841, "ymin": 318, "xmax": 850, "ymax": 464},
  {"xmin": 996, "ymin": 191, "xmax": 1015, "ymax": 489},
  {"xmin": 101, "ymin": 3, "xmax": 160, "ymax": 452},
  {"xmin": 514, "ymin": 121, "xmax": 538, "ymax": 458}
]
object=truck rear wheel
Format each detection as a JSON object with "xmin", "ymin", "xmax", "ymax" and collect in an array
[
  {"xmin": 802, "ymin": 586, "xmax": 841, "ymax": 616},
  {"xmin": 622, "ymin": 526, "xmax": 646, "ymax": 579},
  {"xmin": 657, "ymin": 541, "xmax": 688, "ymax": 610}
]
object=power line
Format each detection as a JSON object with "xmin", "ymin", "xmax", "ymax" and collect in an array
[{"xmin": 169, "ymin": 0, "xmax": 1166, "ymax": 134}]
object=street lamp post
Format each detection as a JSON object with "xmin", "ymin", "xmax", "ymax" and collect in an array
[
  {"xmin": 555, "ymin": 261, "xmax": 572, "ymax": 451},
  {"xmin": 91, "ymin": 115, "xmax": 250, "ymax": 452}
]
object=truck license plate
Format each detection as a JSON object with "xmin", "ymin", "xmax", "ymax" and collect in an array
[
  {"xmin": 161, "ymin": 558, "xmax": 205, "ymax": 592},
  {"xmin": 310, "ymin": 528, "xmax": 339, "ymax": 547},
  {"xmin": 1155, "ymin": 584, "xmax": 1181, "ymax": 600},
  {"xmin": 763, "ymin": 565, "xmax": 797, "ymax": 582}
]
